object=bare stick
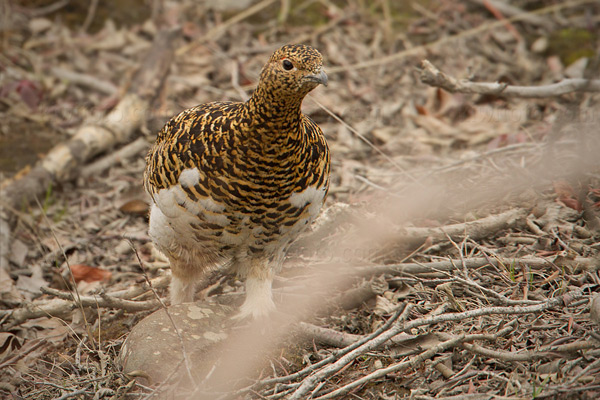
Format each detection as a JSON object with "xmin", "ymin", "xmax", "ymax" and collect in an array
[
  {"xmin": 451, "ymin": 272, "xmax": 533, "ymax": 306},
  {"xmin": 466, "ymin": 0, "xmax": 551, "ymax": 28},
  {"xmin": 40, "ymin": 287, "xmax": 160, "ymax": 312},
  {"xmin": 312, "ymin": 335, "xmax": 466, "ymax": 399},
  {"xmin": 247, "ymin": 304, "xmax": 409, "ymax": 392},
  {"xmin": 396, "ymin": 208, "xmax": 527, "ymax": 246},
  {"xmin": 298, "ymin": 322, "xmax": 363, "ymax": 348},
  {"xmin": 420, "ymin": 60, "xmax": 600, "ymax": 97},
  {"xmin": 289, "ymin": 305, "xmax": 415, "ymax": 399},
  {"xmin": 354, "ymin": 255, "xmax": 599, "ymax": 277},
  {"xmin": 318, "ymin": 322, "xmax": 585, "ymax": 399},
  {"xmin": 131, "ymin": 242, "xmax": 196, "ymax": 386},
  {"xmin": 290, "ymin": 291, "xmax": 583, "ymax": 399},
  {"xmin": 80, "ymin": 0, "xmax": 99, "ymax": 32},
  {"xmin": 81, "ymin": 137, "xmax": 150, "ymax": 177},
  {"xmin": 53, "ymin": 388, "xmax": 89, "ymax": 400},
  {"xmin": 97, "ymin": 274, "xmax": 169, "ymax": 300},
  {"xmin": 0, "ymin": 276, "xmax": 167, "ymax": 327},
  {"xmin": 51, "ymin": 67, "xmax": 118, "ymax": 95},
  {"xmin": 568, "ymin": 357, "xmax": 600, "ymax": 385},
  {"xmin": 458, "ymin": 341, "xmax": 567, "ymax": 362},
  {"xmin": 0, "ymin": 213, "xmax": 12, "ymax": 297}
]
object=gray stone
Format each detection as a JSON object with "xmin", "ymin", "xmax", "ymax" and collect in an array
[
  {"xmin": 119, "ymin": 300, "xmax": 236, "ymax": 385},
  {"xmin": 119, "ymin": 295, "xmax": 288, "ymax": 397}
]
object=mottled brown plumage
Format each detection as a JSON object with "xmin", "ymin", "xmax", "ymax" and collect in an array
[{"xmin": 143, "ymin": 44, "xmax": 330, "ymax": 318}]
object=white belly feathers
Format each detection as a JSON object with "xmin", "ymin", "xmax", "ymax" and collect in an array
[{"xmin": 150, "ymin": 167, "xmax": 325, "ymax": 256}]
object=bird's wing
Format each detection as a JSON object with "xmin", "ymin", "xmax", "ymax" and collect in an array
[
  {"xmin": 143, "ymin": 102, "xmax": 238, "ymax": 197},
  {"xmin": 301, "ymin": 115, "xmax": 330, "ymax": 190}
]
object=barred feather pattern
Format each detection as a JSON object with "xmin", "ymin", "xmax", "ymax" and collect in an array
[{"xmin": 143, "ymin": 44, "xmax": 330, "ymax": 318}]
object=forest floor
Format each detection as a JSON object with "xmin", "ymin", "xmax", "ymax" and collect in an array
[{"xmin": 1, "ymin": 0, "xmax": 600, "ymax": 399}]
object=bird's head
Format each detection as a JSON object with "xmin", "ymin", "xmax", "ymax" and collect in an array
[{"xmin": 259, "ymin": 44, "xmax": 328, "ymax": 98}]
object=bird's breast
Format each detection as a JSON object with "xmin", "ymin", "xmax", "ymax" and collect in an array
[{"xmin": 153, "ymin": 161, "xmax": 327, "ymax": 258}]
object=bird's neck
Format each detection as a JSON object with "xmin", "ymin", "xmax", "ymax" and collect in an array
[{"xmin": 245, "ymin": 84, "xmax": 305, "ymax": 136}]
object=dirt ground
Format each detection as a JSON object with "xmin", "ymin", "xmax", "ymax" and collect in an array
[{"xmin": 1, "ymin": 0, "xmax": 600, "ymax": 399}]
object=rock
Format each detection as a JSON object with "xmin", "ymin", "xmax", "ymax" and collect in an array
[
  {"xmin": 119, "ymin": 300, "xmax": 235, "ymax": 385},
  {"xmin": 119, "ymin": 296, "xmax": 289, "ymax": 397}
]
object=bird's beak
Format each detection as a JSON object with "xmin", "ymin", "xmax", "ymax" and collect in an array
[{"xmin": 305, "ymin": 69, "xmax": 328, "ymax": 87}]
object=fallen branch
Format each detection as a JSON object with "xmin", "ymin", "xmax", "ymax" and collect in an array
[
  {"xmin": 420, "ymin": 60, "xmax": 600, "ymax": 98},
  {"xmin": 298, "ymin": 322, "xmax": 419, "ymax": 349},
  {"xmin": 327, "ymin": 276, "xmax": 388, "ymax": 312},
  {"xmin": 298, "ymin": 322, "xmax": 362, "ymax": 348},
  {"xmin": 397, "ymin": 208, "xmax": 527, "ymax": 246},
  {"xmin": 0, "ymin": 275, "xmax": 168, "ymax": 327},
  {"xmin": 40, "ymin": 286, "xmax": 160, "ymax": 312},
  {"xmin": 0, "ymin": 28, "xmax": 179, "ymax": 295},
  {"xmin": 457, "ymin": 339, "xmax": 593, "ymax": 362},
  {"xmin": 81, "ymin": 137, "xmax": 150, "ymax": 177},
  {"xmin": 51, "ymin": 66, "xmax": 118, "ymax": 96},
  {"xmin": 108, "ymin": 274, "xmax": 170, "ymax": 299},
  {"xmin": 354, "ymin": 255, "xmax": 600, "ymax": 277}
]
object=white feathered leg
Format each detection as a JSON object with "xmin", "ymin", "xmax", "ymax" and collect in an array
[
  {"xmin": 234, "ymin": 259, "xmax": 275, "ymax": 319},
  {"xmin": 170, "ymin": 273, "xmax": 196, "ymax": 304}
]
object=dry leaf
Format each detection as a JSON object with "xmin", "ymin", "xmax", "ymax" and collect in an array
[
  {"xmin": 10, "ymin": 239, "xmax": 29, "ymax": 266},
  {"xmin": 0, "ymin": 332, "xmax": 23, "ymax": 362},
  {"xmin": 69, "ymin": 264, "xmax": 112, "ymax": 283},
  {"xmin": 16, "ymin": 80, "xmax": 43, "ymax": 110},
  {"xmin": 119, "ymin": 199, "xmax": 149, "ymax": 215},
  {"xmin": 16, "ymin": 265, "xmax": 46, "ymax": 300},
  {"xmin": 553, "ymin": 181, "xmax": 582, "ymax": 211},
  {"xmin": 374, "ymin": 295, "xmax": 397, "ymax": 316},
  {"xmin": 21, "ymin": 318, "xmax": 70, "ymax": 345}
]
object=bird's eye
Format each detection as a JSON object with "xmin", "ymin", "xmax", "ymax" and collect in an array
[{"xmin": 282, "ymin": 59, "xmax": 294, "ymax": 71}]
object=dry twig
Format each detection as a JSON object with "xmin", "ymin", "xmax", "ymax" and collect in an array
[
  {"xmin": 0, "ymin": 275, "xmax": 168, "ymax": 327},
  {"xmin": 290, "ymin": 291, "xmax": 584, "ymax": 399},
  {"xmin": 354, "ymin": 255, "xmax": 599, "ymax": 277},
  {"xmin": 420, "ymin": 60, "xmax": 600, "ymax": 97}
]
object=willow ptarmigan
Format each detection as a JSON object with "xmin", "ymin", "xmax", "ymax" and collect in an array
[{"xmin": 143, "ymin": 44, "xmax": 330, "ymax": 319}]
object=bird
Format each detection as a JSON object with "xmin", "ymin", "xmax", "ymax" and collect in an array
[{"xmin": 143, "ymin": 44, "xmax": 330, "ymax": 319}]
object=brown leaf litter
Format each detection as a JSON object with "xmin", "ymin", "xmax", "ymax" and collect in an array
[{"xmin": 1, "ymin": 1, "xmax": 600, "ymax": 399}]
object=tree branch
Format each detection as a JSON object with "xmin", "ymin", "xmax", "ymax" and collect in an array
[{"xmin": 420, "ymin": 60, "xmax": 600, "ymax": 98}]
